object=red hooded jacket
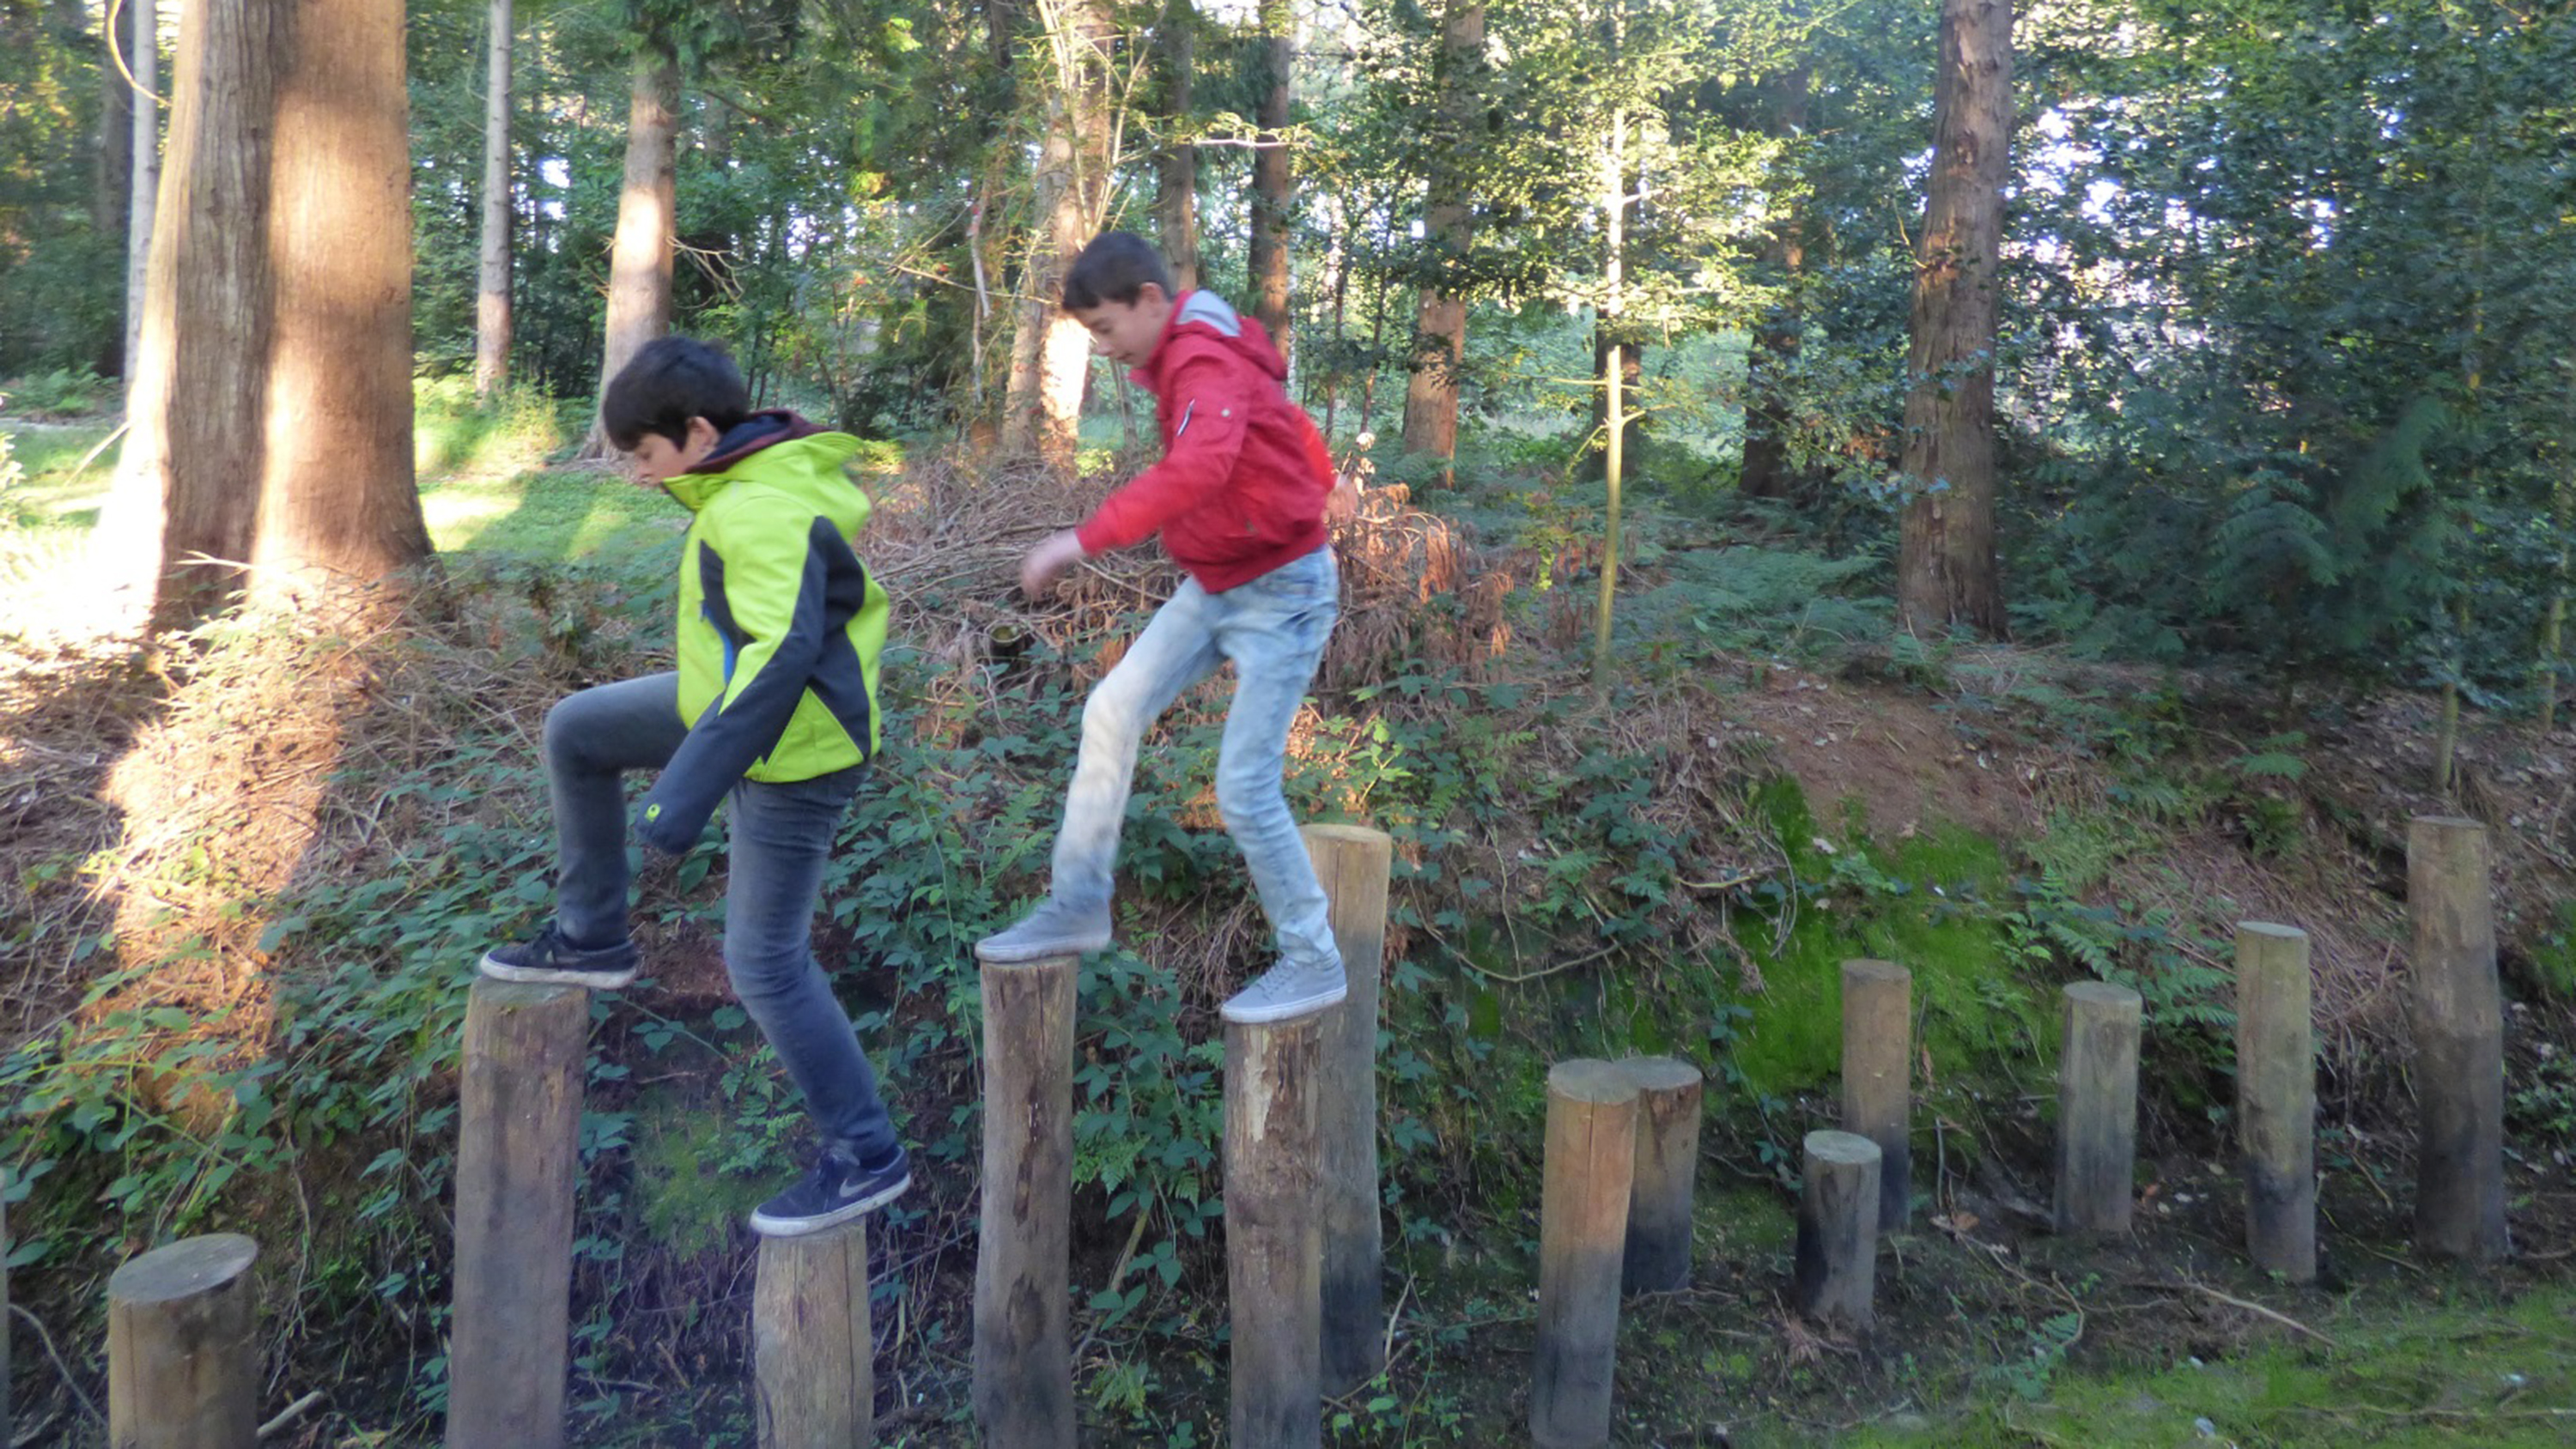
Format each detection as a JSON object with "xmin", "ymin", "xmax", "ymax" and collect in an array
[{"xmin": 1072, "ymin": 290, "xmax": 1334, "ymax": 593}]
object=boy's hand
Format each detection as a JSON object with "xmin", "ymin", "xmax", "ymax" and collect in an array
[{"xmin": 1018, "ymin": 530, "xmax": 1088, "ymax": 600}]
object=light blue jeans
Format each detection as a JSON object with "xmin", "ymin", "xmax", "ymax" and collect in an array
[
  {"xmin": 544, "ymin": 673, "xmax": 896, "ymax": 1162},
  {"xmin": 1048, "ymin": 546, "xmax": 1343, "ymax": 975}
]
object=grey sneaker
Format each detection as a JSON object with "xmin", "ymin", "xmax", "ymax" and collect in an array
[
  {"xmin": 1221, "ymin": 957, "xmax": 1348, "ymax": 1024},
  {"xmin": 975, "ymin": 899, "xmax": 1113, "ymax": 964}
]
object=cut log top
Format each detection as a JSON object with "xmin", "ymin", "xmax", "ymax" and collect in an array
[
  {"xmin": 1613, "ymin": 1057, "xmax": 1703, "ymax": 1093},
  {"xmin": 1842, "ymin": 959, "xmax": 1909, "ymax": 987},
  {"xmin": 2063, "ymin": 981, "xmax": 2142, "ymax": 1013},
  {"xmin": 1301, "ymin": 822, "xmax": 1393, "ymax": 849},
  {"xmin": 972, "ymin": 945, "xmax": 1082, "ymax": 967},
  {"xmin": 2410, "ymin": 814, "xmax": 2482, "ymax": 833},
  {"xmin": 473, "ymin": 980, "xmax": 585, "ymax": 1010},
  {"xmin": 1549, "ymin": 1059, "xmax": 1643, "ymax": 1104},
  {"xmin": 107, "ymin": 1234, "xmax": 259, "ymax": 1304},
  {"xmin": 2238, "ymin": 921, "xmax": 2306, "ymax": 943},
  {"xmin": 1804, "ymin": 1131, "xmax": 1881, "ymax": 1167}
]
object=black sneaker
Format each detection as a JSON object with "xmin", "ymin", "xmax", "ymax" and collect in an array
[
  {"xmin": 750, "ymin": 1144, "xmax": 911, "ymax": 1238},
  {"xmin": 478, "ymin": 925, "xmax": 640, "ymax": 991}
]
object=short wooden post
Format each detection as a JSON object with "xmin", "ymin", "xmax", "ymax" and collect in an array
[
  {"xmin": 1531, "ymin": 1060, "xmax": 1640, "ymax": 1449},
  {"xmin": 753, "ymin": 1222, "xmax": 872, "ymax": 1448},
  {"xmin": 1303, "ymin": 822, "xmax": 1393, "ymax": 1395},
  {"xmin": 972, "ymin": 949, "xmax": 1077, "ymax": 1448},
  {"xmin": 1792, "ymin": 1131, "xmax": 1881, "ymax": 1331},
  {"xmin": 1226, "ymin": 1013, "xmax": 1325, "ymax": 1449},
  {"xmin": 1839, "ymin": 960, "xmax": 1913, "ymax": 1234},
  {"xmin": 2052, "ymin": 981, "xmax": 2143, "ymax": 1235},
  {"xmin": 447, "ymin": 979, "xmax": 587, "ymax": 1449},
  {"xmin": 2409, "ymin": 815, "xmax": 2510, "ymax": 1260},
  {"xmin": 2236, "ymin": 923, "xmax": 2317, "ymax": 1281},
  {"xmin": 1615, "ymin": 1058, "xmax": 1703, "ymax": 1294},
  {"xmin": 106, "ymin": 1234, "xmax": 260, "ymax": 1449},
  {"xmin": 3, "ymin": 1171, "xmax": 11, "ymax": 1449}
]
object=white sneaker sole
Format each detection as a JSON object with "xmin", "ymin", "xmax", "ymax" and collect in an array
[
  {"xmin": 747, "ymin": 1173, "xmax": 912, "ymax": 1238},
  {"xmin": 1220, "ymin": 979, "xmax": 1349, "ymax": 1025},
  {"xmin": 973, "ymin": 931, "xmax": 1112, "ymax": 965},
  {"xmin": 477, "ymin": 954, "xmax": 636, "ymax": 991}
]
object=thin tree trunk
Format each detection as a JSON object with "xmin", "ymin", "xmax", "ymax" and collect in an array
[
  {"xmin": 125, "ymin": 0, "xmax": 160, "ymax": 391},
  {"xmin": 1591, "ymin": 106, "xmax": 1626, "ymax": 687},
  {"xmin": 1154, "ymin": 3, "xmax": 1198, "ymax": 293},
  {"xmin": 1740, "ymin": 64, "xmax": 1810, "ymax": 502},
  {"xmin": 2541, "ymin": 448, "xmax": 2570, "ymax": 733},
  {"xmin": 1247, "ymin": 0, "xmax": 1294, "ymax": 355},
  {"xmin": 106, "ymin": 0, "xmax": 280, "ymax": 627},
  {"xmin": 96, "ymin": 1, "xmax": 134, "ymax": 380},
  {"xmin": 587, "ymin": 53, "xmax": 678, "ymax": 454},
  {"xmin": 474, "ymin": 0, "xmax": 513, "ymax": 400},
  {"xmin": 1895, "ymin": 0, "xmax": 2011, "ymax": 638},
  {"xmin": 1400, "ymin": 0, "xmax": 1484, "ymax": 470},
  {"xmin": 1002, "ymin": 0, "xmax": 1114, "ymax": 465},
  {"xmin": 255, "ymin": 0, "xmax": 428, "ymax": 598},
  {"xmin": 1585, "ymin": 330, "xmax": 1641, "ymax": 481}
]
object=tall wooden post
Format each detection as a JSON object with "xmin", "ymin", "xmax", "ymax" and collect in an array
[
  {"xmin": 2052, "ymin": 981, "xmax": 2142, "ymax": 1235},
  {"xmin": 448, "ymin": 980, "xmax": 587, "ymax": 1449},
  {"xmin": 1531, "ymin": 1060, "xmax": 1639, "ymax": 1449},
  {"xmin": 1303, "ymin": 822, "xmax": 1392, "ymax": 1394},
  {"xmin": 753, "ymin": 1223, "xmax": 872, "ymax": 1448},
  {"xmin": 2235, "ymin": 923, "xmax": 2316, "ymax": 1281},
  {"xmin": 1839, "ymin": 960, "xmax": 1913, "ymax": 1233},
  {"xmin": 973, "ymin": 949, "xmax": 1078, "ymax": 1447},
  {"xmin": 2408, "ymin": 816, "xmax": 2509, "ymax": 1260},
  {"xmin": 106, "ymin": 1234, "xmax": 261, "ymax": 1449},
  {"xmin": 1226, "ymin": 1013, "xmax": 1326, "ymax": 1449},
  {"xmin": 1616, "ymin": 1058, "xmax": 1703, "ymax": 1294},
  {"xmin": 1792, "ymin": 1131, "xmax": 1881, "ymax": 1330}
]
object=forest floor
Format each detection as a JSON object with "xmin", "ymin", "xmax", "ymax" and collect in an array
[{"xmin": 0, "ymin": 408, "xmax": 2571, "ymax": 1446}]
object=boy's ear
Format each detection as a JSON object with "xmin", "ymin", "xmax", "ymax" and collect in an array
[
  {"xmin": 684, "ymin": 415, "xmax": 723, "ymax": 452},
  {"xmin": 1136, "ymin": 282, "xmax": 1170, "ymax": 308}
]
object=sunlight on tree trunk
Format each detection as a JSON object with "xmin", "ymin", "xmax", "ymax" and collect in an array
[
  {"xmin": 1004, "ymin": 0, "xmax": 1115, "ymax": 466},
  {"xmin": 254, "ymin": 0, "xmax": 428, "ymax": 603},
  {"xmin": 95, "ymin": 0, "xmax": 131, "ymax": 379},
  {"xmin": 1154, "ymin": 3, "xmax": 1198, "ymax": 293},
  {"xmin": 474, "ymin": 0, "xmax": 513, "ymax": 401},
  {"xmin": 1400, "ymin": 0, "xmax": 1483, "ymax": 475},
  {"xmin": 1591, "ymin": 106, "xmax": 1625, "ymax": 690},
  {"xmin": 124, "ymin": 0, "xmax": 159, "ymax": 391},
  {"xmin": 1248, "ymin": 0, "xmax": 1294, "ymax": 359},
  {"xmin": 587, "ymin": 53, "xmax": 677, "ymax": 458},
  {"xmin": 1896, "ymin": 0, "xmax": 2010, "ymax": 639}
]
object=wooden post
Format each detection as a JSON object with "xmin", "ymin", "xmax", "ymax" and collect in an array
[
  {"xmin": 1792, "ymin": 1131, "xmax": 1880, "ymax": 1331},
  {"xmin": 3, "ymin": 1172, "xmax": 10, "ymax": 1449},
  {"xmin": 753, "ymin": 1222, "xmax": 873, "ymax": 1448},
  {"xmin": 2409, "ymin": 815, "xmax": 2510, "ymax": 1260},
  {"xmin": 1839, "ymin": 959, "xmax": 1913, "ymax": 1233},
  {"xmin": 448, "ymin": 979, "xmax": 587, "ymax": 1449},
  {"xmin": 1226, "ymin": 1013, "xmax": 1325, "ymax": 1449},
  {"xmin": 2052, "ymin": 981, "xmax": 2143, "ymax": 1235},
  {"xmin": 106, "ymin": 1234, "xmax": 261, "ymax": 1449},
  {"xmin": 1615, "ymin": 1057, "xmax": 1703, "ymax": 1294},
  {"xmin": 2236, "ymin": 923, "xmax": 2316, "ymax": 1282},
  {"xmin": 1303, "ymin": 822, "xmax": 1393, "ymax": 1396},
  {"xmin": 972, "ymin": 949, "xmax": 1077, "ymax": 1448},
  {"xmin": 1531, "ymin": 1059, "xmax": 1640, "ymax": 1449}
]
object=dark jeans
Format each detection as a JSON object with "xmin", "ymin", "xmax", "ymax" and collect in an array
[{"xmin": 544, "ymin": 673, "xmax": 894, "ymax": 1161}]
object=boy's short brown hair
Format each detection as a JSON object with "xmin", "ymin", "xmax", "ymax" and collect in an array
[{"xmin": 1062, "ymin": 231, "xmax": 1174, "ymax": 311}]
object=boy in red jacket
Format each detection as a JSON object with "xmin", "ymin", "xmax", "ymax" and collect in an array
[{"xmin": 978, "ymin": 231, "xmax": 1346, "ymax": 1024}]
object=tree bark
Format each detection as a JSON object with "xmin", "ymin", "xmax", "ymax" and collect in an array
[
  {"xmin": 1154, "ymin": 2, "xmax": 1198, "ymax": 293},
  {"xmin": 1895, "ymin": 0, "xmax": 2011, "ymax": 637},
  {"xmin": 1002, "ymin": 0, "xmax": 1114, "ymax": 465},
  {"xmin": 588, "ymin": 53, "xmax": 679, "ymax": 452},
  {"xmin": 1740, "ymin": 64, "xmax": 1811, "ymax": 502},
  {"xmin": 95, "ymin": 0, "xmax": 134, "ymax": 380},
  {"xmin": 1400, "ymin": 0, "xmax": 1485, "ymax": 469},
  {"xmin": 254, "ymin": 0, "xmax": 429, "ymax": 599},
  {"xmin": 1590, "ymin": 106, "xmax": 1628, "ymax": 687},
  {"xmin": 125, "ymin": 0, "xmax": 161, "ymax": 392},
  {"xmin": 474, "ymin": 0, "xmax": 514, "ymax": 400},
  {"xmin": 1247, "ymin": 0, "xmax": 1295, "ymax": 355}
]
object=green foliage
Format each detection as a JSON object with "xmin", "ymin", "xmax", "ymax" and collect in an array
[{"xmin": 1, "ymin": 366, "xmax": 107, "ymax": 418}]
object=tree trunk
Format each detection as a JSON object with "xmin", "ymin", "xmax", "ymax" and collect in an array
[
  {"xmin": 474, "ymin": 0, "xmax": 513, "ymax": 400},
  {"xmin": 1591, "ymin": 106, "xmax": 1627, "ymax": 687},
  {"xmin": 1154, "ymin": 3, "xmax": 1198, "ymax": 293},
  {"xmin": 1247, "ymin": 0, "xmax": 1294, "ymax": 355},
  {"xmin": 1739, "ymin": 64, "xmax": 1810, "ymax": 502},
  {"xmin": 125, "ymin": 0, "xmax": 161, "ymax": 391},
  {"xmin": 254, "ymin": 0, "xmax": 428, "ymax": 599},
  {"xmin": 1584, "ymin": 330, "xmax": 1642, "ymax": 481},
  {"xmin": 95, "ymin": 1, "xmax": 134, "ymax": 380},
  {"xmin": 1400, "ymin": 0, "xmax": 1485, "ymax": 470},
  {"xmin": 588, "ymin": 54, "xmax": 678, "ymax": 453},
  {"xmin": 1895, "ymin": 0, "xmax": 2011, "ymax": 638},
  {"xmin": 1002, "ymin": 0, "xmax": 1114, "ymax": 465},
  {"xmin": 2542, "ymin": 435, "xmax": 2571, "ymax": 734}
]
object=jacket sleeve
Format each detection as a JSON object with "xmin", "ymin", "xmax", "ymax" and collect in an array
[
  {"xmin": 1073, "ymin": 352, "xmax": 1254, "ymax": 555},
  {"xmin": 635, "ymin": 501, "xmax": 835, "ymax": 853}
]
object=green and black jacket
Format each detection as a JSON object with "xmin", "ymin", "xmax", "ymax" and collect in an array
[{"xmin": 635, "ymin": 413, "xmax": 890, "ymax": 853}]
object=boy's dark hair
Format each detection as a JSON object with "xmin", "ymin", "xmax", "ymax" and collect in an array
[
  {"xmin": 600, "ymin": 336, "xmax": 751, "ymax": 451},
  {"xmin": 1062, "ymin": 231, "xmax": 1175, "ymax": 311}
]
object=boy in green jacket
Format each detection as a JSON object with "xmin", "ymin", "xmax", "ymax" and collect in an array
[{"xmin": 480, "ymin": 337, "xmax": 908, "ymax": 1236}]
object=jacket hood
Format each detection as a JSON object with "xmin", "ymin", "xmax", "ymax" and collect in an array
[
  {"xmin": 1139, "ymin": 290, "xmax": 1288, "ymax": 384},
  {"xmin": 662, "ymin": 417, "xmax": 859, "ymax": 512}
]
